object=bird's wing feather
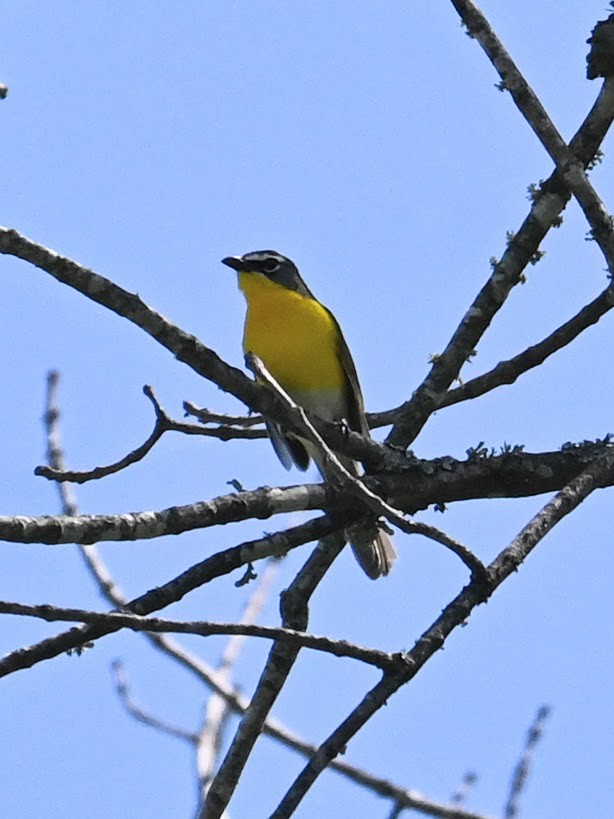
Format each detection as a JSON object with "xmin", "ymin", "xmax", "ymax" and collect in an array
[
  {"xmin": 265, "ymin": 419, "xmax": 310, "ymax": 471},
  {"xmin": 330, "ymin": 312, "xmax": 369, "ymax": 436}
]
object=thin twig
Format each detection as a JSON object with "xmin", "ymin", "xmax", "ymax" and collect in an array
[
  {"xmin": 37, "ymin": 384, "xmax": 264, "ymax": 485},
  {"xmin": 504, "ymin": 706, "xmax": 551, "ymax": 818},
  {"xmin": 395, "ymin": 520, "xmax": 486, "ymax": 580},
  {"xmin": 386, "ymin": 802, "xmax": 404, "ymax": 819},
  {"xmin": 196, "ymin": 562, "xmax": 279, "ymax": 805},
  {"xmin": 441, "ymin": 284, "xmax": 614, "ymax": 408},
  {"xmin": 43, "ymin": 370, "xmax": 80, "ymax": 513},
  {"xmin": 0, "ymin": 600, "xmax": 399, "ymax": 670},
  {"xmin": 0, "ymin": 515, "xmax": 337, "ymax": 678},
  {"xmin": 111, "ymin": 659, "xmax": 199, "ymax": 743},
  {"xmin": 451, "ymin": 772, "xmax": 478, "ymax": 805},
  {"xmin": 183, "ymin": 401, "xmax": 265, "ymax": 428}
]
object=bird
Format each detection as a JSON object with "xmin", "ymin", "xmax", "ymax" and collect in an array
[{"xmin": 222, "ymin": 250, "xmax": 396, "ymax": 579}]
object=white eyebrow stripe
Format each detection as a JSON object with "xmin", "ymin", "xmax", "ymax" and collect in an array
[{"xmin": 243, "ymin": 251, "xmax": 285, "ymax": 263}]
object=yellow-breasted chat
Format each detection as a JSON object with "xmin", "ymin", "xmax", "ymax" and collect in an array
[{"xmin": 222, "ymin": 250, "xmax": 396, "ymax": 579}]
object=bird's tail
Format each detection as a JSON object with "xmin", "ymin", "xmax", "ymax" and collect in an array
[
  {"xmin": 346, "ymin": 519, "xmax": 396, "ymax": 579},
  {"xmin": 286, "ymin": 436, "xmax": 397, "ymax": 580}
]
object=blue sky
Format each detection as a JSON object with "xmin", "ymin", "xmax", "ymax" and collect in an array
[{"xmin": 2, "ymin": 2, "xmax": 613, "ymax": 817}]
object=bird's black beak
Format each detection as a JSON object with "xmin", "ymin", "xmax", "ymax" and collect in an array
[{"xmin": 221, "ymin": 256, "xmax": 243, "ymax": 272}]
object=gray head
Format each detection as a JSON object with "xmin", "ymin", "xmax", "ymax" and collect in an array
[{"xmin": 221, "ymin": 251, "xmax": 314, "ymax": 298}]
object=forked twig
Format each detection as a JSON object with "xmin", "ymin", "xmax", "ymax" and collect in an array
[
  {"xmin": 37, "ymin": 384, "xmax": 265, "ymax": 485},
  {"xmin": 40, "ymin": 373, "xmax": 493, "ymax": 819},
  {"xmin": 385, "ymin": 43, "xmax": 614, "ymax": 448},
  {"xmin": 452, "ymin": 1, "xmax": 614, "ymax": 272},
  {"xmin": 269, "ymin": 449, "xmax": 614, "ymax": 815},
  {"xmin": 441, "ymin": 284, "xmax": 614, "ymax": 408}
]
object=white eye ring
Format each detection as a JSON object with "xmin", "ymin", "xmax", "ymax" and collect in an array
[{"xmin": 263, "ymin": 259, "xmax": 280, "ymax": 273}]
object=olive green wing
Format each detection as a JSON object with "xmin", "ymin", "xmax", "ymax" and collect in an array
[{"xmin": 331, "ymin": 313, "xmax": 370, "ymax": 437}]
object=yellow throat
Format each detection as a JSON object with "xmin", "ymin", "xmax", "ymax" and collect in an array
[{"xmin": 239, "ymin": 270, "xmax": 346, "ymax": 398}]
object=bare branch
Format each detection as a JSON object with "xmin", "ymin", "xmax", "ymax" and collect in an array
[
  {"xmin": 0, "ymin": 599, "xmax": 398, "ymax": 670},
  {"xmin": 270, "ymin": 448, "xmax": 614, "ymax": 815},
  {"xmin": 402, "ymin": 520, "xmax": 486, "ymax": 580},
  {"xmin": 201, "ymin": 532, "xmax": 346, "ymax": 818},
  {"xmin": 451, "ymin": 772, "xmax": 478, "ymax": 806},
  {"xmin": 196, "ymin": 562, "xmax": 279, "ymax": 801},
  {"xmin": 441, "ymin": 284, "xmax": 614, "ymax": 408},
  {"xmin": 451, "ymin": 1, "xmax": 614, "ymax": 270},
  {"xmin": 43, "ymin": 369, "xmax": 135, "ymax": 607},
  {"xmin": 39, "ymin": 384, "xmax": 166, "ymax": 483},
  {"xmin": 385, "ymin": 71, "xmax": 614, "ymax": 448},
  {"xmin": 43, "ymin": 370, "xmax": 79, "ymax": 514},
  {"xmin": 504, "ymin": 706, "xmax": 551, "ymax": 818},
  {"xmin": 184, "ymin": 401, "xmax": 265, "ymax": 429},
  {"xmin": 37, "ymin": 384, "xmax": 266, "ymax": 485},
  {"xmin": 0, "ymin": 514, "xmax": 336, "ymax": 678},
  {"xmin": 111, "ymin": 659, "xmax": 199, "ymax": 743},
  {"xmin": 4, "ymin": 443, "xmax": 614, "ymax": 547},
  {"xmin": 0, "ymin": 483, "xmax": 328, "ymax": 544},
  {"xmin": 41, "ymin": 371, "xmax": 488, "ymax": 819}
]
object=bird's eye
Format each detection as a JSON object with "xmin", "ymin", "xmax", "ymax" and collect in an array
[{"xmin": 263, "ymin": 258, "xmax": 280, "ymax": 273}]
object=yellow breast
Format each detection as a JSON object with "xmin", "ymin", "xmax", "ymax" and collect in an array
[{"xmin": 239, "ymin": 271, "xmax": 347, "ymax": 399}]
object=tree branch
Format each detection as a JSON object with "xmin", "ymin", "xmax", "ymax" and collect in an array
[
  {"xmin": 3, "ymin": 443, "xmax": 614, "ymax": 546},
  {"xmin": 440, "ymin": 284, "xmax": 614, "ymax": 408},
  {"xmin": 200, "ymin": 532, "xmax": 346, "ymax": 818},
  {"xmin": 183, "ymin": 401, "xmax": 266, "ymax": 429},
  {"xmin": 0, "ymin": 483, "xmax": 328, "ymax": 544},
  {"xmin": 385, "ymin": 64, "xmax": 614, "ymax": 448},
  {"xmin": 196, "ymin": 562, "xmax": 279, "ymax": 806},
  {"xmin": 37, "ymin": 385, "xmax": 266, "ymax": 485},
  {"xmin": 111, "ymin": 659, "xmax": 199, "ymax": 743},
  {"xmin": 0, "ymin": 600, "xmax": 398, "ymax": 670},
  {"xmin": 270, "ymin": 448, "xmax": 614, "ymax": 815},
  {"xmin": 41, "ymin": 371, "xmax": 488, "ymax": 819},
  {"xmin": 0, "ymin": 515, "xmax": 336, "ymax": 677},
  {"xmin": 504, "ymin": 706, "xmax": 551, "ymax": 818},
  {"xmin": 451, "ymin": 1, "xmax": 614, "ymax": 271}
]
